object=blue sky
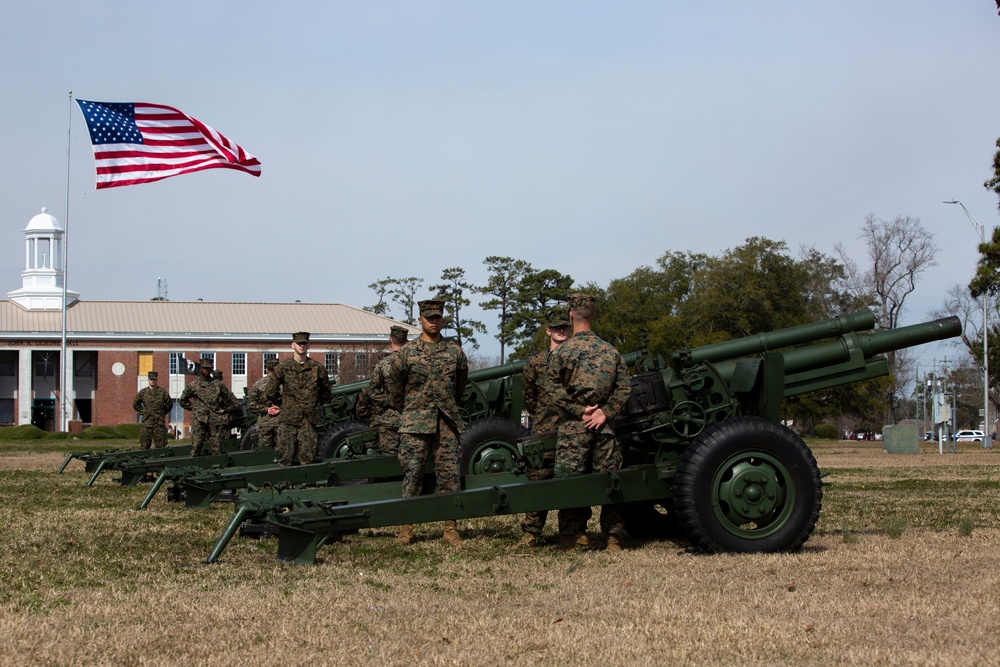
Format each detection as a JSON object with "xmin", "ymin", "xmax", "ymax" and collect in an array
[{"xmin": 1, "ymin": 1, "xmax": 998, "ymax": 369}]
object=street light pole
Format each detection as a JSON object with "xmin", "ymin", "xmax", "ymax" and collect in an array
[{"xmin": 944, "ymin": 199, "xmax": 992, "ymax": 448}]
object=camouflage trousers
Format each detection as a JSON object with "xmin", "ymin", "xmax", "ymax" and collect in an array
[
  {"xmin": 554, "ymin": 424, "xmax": 624, "ymax": 537},
  {"xmin": 376, "ymin": 426, "xmax": 401, "ymax": 456},
  {"xmin": 276, "ymin": 421, "xmax": 318, "ymax": 466},
  {"xmin": 256, "ymin": 415, "xmax": 278, "ymax": 450},
  {"xmin": 190, "ymin": 419, "xmax": 229, "ymax": 456},
  {"xmin": 398, "ymin": 419, "xmax": 461, "ymax": 498},
  {"xmin": 139, "ymin": 419, "xmax": 168, "ymax": 449},
  {"xmin": 520, "ymin": 464, "xmax": 553, "ymax": 535}
]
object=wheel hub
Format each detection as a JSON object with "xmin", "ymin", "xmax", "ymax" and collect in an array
[{"xmin": 716, "ymin": 457, "xmax": 787, "ymax": 525}]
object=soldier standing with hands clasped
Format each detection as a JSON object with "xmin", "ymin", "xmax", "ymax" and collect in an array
[
  {"xmin": 547, "ymin": 293, "xmax": 632, "ymax": 552},
  {"xmin": 247, "ymin": 357, "xmax": 280, "ymax": 451},
  {"xmin": 264, "ymin": 332, "xmax": 333, "ymax": 467},
  {"xmin": 355, "ymin": 325, "xmax": 409, "ymax": 456},
  {"xmin": 179, "ymin": 359, "xmax": 236, "ymax": 456},
  {"xmin": 386, "ymin": 299, "xmax": 469, "ymax": 546},
  {"xmin": 132, "ymin": 371, "xmax": 172, "ymax": 449},
  {"xmin": 514, "ymin": 309, "xmax": 571, "ymax": 548}
]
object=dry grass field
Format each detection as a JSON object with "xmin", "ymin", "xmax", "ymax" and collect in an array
[{"xmin": 1, "ymin": 440, "xmax": 999, "ymax": 666}]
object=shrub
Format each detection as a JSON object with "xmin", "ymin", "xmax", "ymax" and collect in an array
[
  {"xmin": 814, "ymin": 424, "xmax": 838, "ymax": 440},
  {"xmin": 76, "ymin": 424, "xmax": 140, "ymax": 440},
  {"xmin": 0, "ymin": 425, "xmax": 48, "ymax": 441}
]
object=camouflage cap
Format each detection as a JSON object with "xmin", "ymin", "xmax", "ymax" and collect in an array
[
  {"xmin": 292, "ymin": 331, "xmax": 311, "ymax": 344},
  {"xmin": 389, "ymin": 325, "xmax": 410, "ymax": 339},
  {"xmin": 147, "ymin": 371, "xmax": 159, "ymax": 379},
  {"xmin": 418, "ymin": 299, "xmax": 445, "ymax": 317},
  {"xmin": 264, "ymin": 357, "xmax": 279, "ymax": 369},
  {"xmin": 199, "ymin": 358, "xmax": 214, "ymax": 369},
  {"xmin": 567, "ymin": 293, "xmax": 597, "ymax": 310},
  {"xmin": 545, "ymin": 309, "xmax": 571, "ymax": 329},
  {"xmin": 212, "ymin": 370, "xmax": 223, "ymax": 380}
]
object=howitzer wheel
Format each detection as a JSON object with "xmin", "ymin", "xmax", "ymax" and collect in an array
[
  {"xmin": 315, "ymin": 421, "xmax": 369, "ymax": 462},
  {"xmin": 238, "ymin": 423, "xmax": 259, "ymax": 451},
  {"xmin": 669, "ymin": 401, "xmax": 707, "ymax": 438},
  {"xmin": 460, "ymin": 417, "xmax": 529, "ymax": 476},
  {"xmin": 673, "ymin": 416, "xmax": 821, "ymax": 553}
]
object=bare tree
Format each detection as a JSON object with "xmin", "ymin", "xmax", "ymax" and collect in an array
[{"xmin": 835, "ymin": 214, "xmax": 937, "ymax": 421}]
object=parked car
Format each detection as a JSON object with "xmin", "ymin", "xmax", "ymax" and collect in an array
[{"xmin": 954, "ymin": 430, "xmax": 985, "ymax": 443}]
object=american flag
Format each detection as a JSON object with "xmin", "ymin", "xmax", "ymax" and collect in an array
[{"xmin": 76, "ymin": 100, "xmax": 261, "ymax": 189}]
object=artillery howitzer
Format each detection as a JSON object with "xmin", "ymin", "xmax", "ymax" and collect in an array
[
  {"xmin": 205, "ymin": 311, "xmax": 960, "ymax": 565},
  {"xmin": 149, "ymin": 349, "xmax": 654, "ymax": 514},
  {"xmin": 136, "ymin": 357, "xmax": 538, "ymax": 508}
]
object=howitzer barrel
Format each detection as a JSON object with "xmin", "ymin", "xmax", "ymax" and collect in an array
[
  {"xmin": 779, "ymin": 316, "xmax": 962, "ymax": 374},
  {"xmin": 330, "ymin": 358, "xmax": 528, "ymax": 397},
  {"xmin": 682, "ymin": 310, "xmax": 877, "ymax": 365}
]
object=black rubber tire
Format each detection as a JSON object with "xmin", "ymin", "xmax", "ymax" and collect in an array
[
  {"xmin": 673, "ymin": 416, "xmax": 822, "ymax": 553},
  {"xmin": 238, "ymin": 423, "xmax": 259, "ymax": 451},
  {"xmin": 621, "ymin": 499, "xmax": 682, "ymax": 540},
  {"xmin": 459, "ymin": 416, "xmax": 529, "ymax": 477},
  {"xmin": 315, "ymin": 420, "xmax": 369, "ymax": 462}
]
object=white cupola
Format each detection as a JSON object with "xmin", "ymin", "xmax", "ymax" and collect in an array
[{"xmin": 7, "ymin": 207, "xmax": 80, "ymax": 310}]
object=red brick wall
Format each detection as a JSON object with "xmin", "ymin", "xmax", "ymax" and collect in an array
[{"xmin": 95, "ymin": 350, "xmax": 139, "ymax": 426}]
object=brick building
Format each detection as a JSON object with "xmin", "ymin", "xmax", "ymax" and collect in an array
[{"xmin": 0, "ymin": 209, "xmax": 415, "ymax": 433}]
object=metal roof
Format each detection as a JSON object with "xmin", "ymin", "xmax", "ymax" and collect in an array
[{"xmin": 0, "ymin": 300, "xmax": 418, "ymax": 342}]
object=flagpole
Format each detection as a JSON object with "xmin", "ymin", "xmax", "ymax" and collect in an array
[{"xmin": 61, "ymin": 90, "xmax": 73, "ymax": 432}]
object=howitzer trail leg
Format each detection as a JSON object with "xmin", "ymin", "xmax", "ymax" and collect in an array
[
  {"xmin": 57, "ymin": 453, "xmax": 79, "ymax": 474},
  {"xmin": 138, "ymin": 470, "xmax": 170, "ymax": 510},
  {"xmin": 86, "ymin": 459, "xmax": 109, "ymax": 487},
  {"xmin": 205, "ymin": 504, "xmax": 253, "ymax": 564}
]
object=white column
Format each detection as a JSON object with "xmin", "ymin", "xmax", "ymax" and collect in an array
[
  {"xmin": 63, "ymin": 348, "xmax": 75, "ymax": 423},
  {"xmin": 17, "ymin": 349, "xmax": 31, "ymax": 426}
]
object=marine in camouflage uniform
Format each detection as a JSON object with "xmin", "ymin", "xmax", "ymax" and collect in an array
[
  {"xmin": 355, "ymin": 325, "xmax": 409, "ymax": 456},
  {"xmin": 386, "ymin": 299, "xmax": 468, "ymax": 546},
  {"xmin": 132, "ymin": 371, "xmax": 172, "ymax": 449},
  {"xmin": 246, "ymin": 357, "xmax": 280, "ymax": 451},
  {"xmin": 179, "ymin": 359, "xmax": 238, "ymax": 456},
  {"xmin": 212, "ymin": 370, "xmax": 242, "ymax": 440},
  {"xmin": 547, "ymin": 293, "xmax": 631, "ymax": 550},
  {"xmin": 264, "ymin": 332, "xmax": 333, "ymax": 466},
  {"xmin": 517, "ymin": 310, "xmax": 572, "ymax": 542}
]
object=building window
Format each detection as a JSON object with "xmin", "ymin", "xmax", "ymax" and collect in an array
[
  {"xmin": 232, "ymin": 353, "xmax": 246, "ymax": 376},
  {"xmin": 263, "ymin": 353, "xmax": 278, "ymax": 374},
  {"xmin": 169, "ymin": 352, "xmax": 181, "ymax": 375},
  {"xmin": 325, "ymin": 352, "xmax": 339, "ymax": 379},
  {"xmin": 33, "ymin": 352, "xmax": 57, "ymax": 378},
  {"xmin": 354, "ymin": 353, "xmax": 370, "ymax": 380},
  {"xmin": 138, "ymin": 352, "xmax": 153, "ymax": 377},
  {"xmin": 0, "ymin": 351, "xmax": 16, "ymax": 376},
  {"xmin": 74, "ymin": 351, "xmax": 95, "ymax": 377},
  {"xmin": 0, "ymin": 398, "xmax": 13, "ymax": 424}
]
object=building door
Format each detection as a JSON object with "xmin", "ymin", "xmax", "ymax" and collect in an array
[{"xmin": 31, "ymin": 398, "xmax": 56, "ymax": 431}]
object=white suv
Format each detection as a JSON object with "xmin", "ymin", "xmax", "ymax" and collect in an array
[{"xmin": 954, "ymin": 430, "xmax": 985, "ymax": 442}]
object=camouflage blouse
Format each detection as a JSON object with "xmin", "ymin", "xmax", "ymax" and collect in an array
[
  {"xmin": 522, "ymin": 349, "xmax": 560, "ymax": 433},
  {"xmin": 386, "ymin": 337, "xmax": 468, "ymax": 435},
  {"xmin": 132, "ymin": 386, "xmax": 173, "ymax": 421},
  {"xmin": 547, "ymin": 330, "xmax": 631, "ymax": 427},
  {"xmin": 264, "ymin": 357, "xmax": 333, "ymax": 426}
]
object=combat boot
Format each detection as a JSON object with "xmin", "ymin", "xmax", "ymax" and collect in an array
[
  {"xmin": 396, "ymin": 524, "xmax": 414, "ymax": 545},
  {"xmin": 605, "ymin": 534, "xmax": 623, "ymax": 552},
  {"xmin": 557, "ymin": 534, "xmax": 590, "ymax": 551},
  {"xmin": 513, "ymin": 532, "xmax": 539, "ymax": 549},
  {"xmin": 442, "ymin": 520, "xmax": 463, "ymax": 546}
]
